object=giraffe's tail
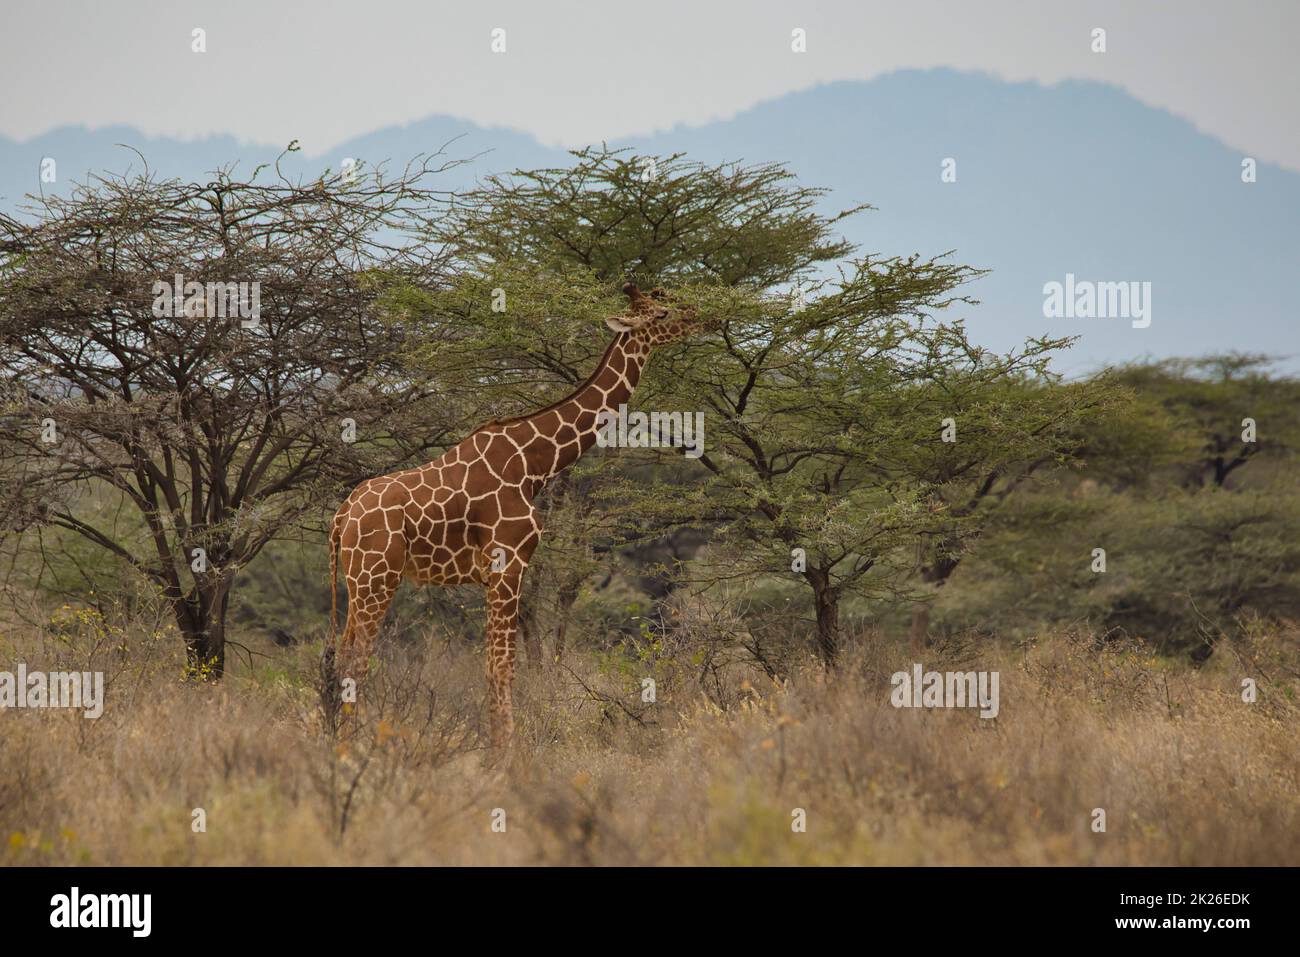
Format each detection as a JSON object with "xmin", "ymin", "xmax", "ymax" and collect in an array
[
  {"xmin": 321, "ymin": 502, "xmax": 348, "ymax": 735},
  {"xmin": 328, "ymin": 504, "xmax": 343, "ymax": 650}
]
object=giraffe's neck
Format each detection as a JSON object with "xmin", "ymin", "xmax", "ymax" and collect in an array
[{"xmin": 530, "ymin": 331, "xmax": 650, "ymax": 482}]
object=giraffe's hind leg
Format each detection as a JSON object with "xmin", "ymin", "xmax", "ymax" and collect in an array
[{"xmin": 335, "ymin": 524, "xmax": 405, "ymax": 707}]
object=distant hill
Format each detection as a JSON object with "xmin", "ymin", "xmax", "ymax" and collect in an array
[{"xmin": 4, "ymin": 68, "xmax": 1296, "ymax": 373}]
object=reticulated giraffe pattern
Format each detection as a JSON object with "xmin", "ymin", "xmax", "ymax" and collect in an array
[{"xmin": 329, "ymin": 284, "xmax": 703, "ymax": 747}]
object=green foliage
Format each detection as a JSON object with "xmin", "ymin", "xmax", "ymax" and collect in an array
[
  {"xmin": 1110, "ymin": 354, "xmax": 1300, "ymax": 487},
  {"xmin": 434, "ymin": 146, "xmax": 861, "ymax": 287},
  {"xmin": 939, "ymin": 478, "xmax": 1300, "ymax": 655}
]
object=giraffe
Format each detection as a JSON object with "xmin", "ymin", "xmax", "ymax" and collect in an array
[{"xmin": 328, "ymin": 283, "xmax": 705, "ymax": 747}]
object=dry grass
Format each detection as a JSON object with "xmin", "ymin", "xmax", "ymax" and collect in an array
[{"xmin": 2, "ymin": 608, "xmax": 1298, "ymax": 866}]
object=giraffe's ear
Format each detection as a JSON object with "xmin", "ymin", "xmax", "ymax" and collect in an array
[{"xmin": 605, "ymin": 315, "xmax": 635, "ymax": 333}]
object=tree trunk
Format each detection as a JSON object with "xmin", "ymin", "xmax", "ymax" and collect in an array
[
  {"xmin": 179, "ymin": 584, "xmax": 229, "ymax": 678},
  {"xmin": 807, "ymin": 569, "xmax": 840, "ymax": 666},
  {"xmin": 909, "ymin": 605, "xmax": 931, "ymax": 655},
  {"xmin": 519, "ymin": 604, "xmax": 543, "ymax": 669},
  {"xmin": 912, "ymin": 549, "xmax": 959, "ymax": 654},
  {"xmin": 1212, "ymin": 457, "xmax": 1228, "ymax": 487},
  {"xmin": 552, "ymin": 577, "xmax": 581, "ymax": 662}
]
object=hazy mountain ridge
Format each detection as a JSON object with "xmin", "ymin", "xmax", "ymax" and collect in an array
[{"xmin": 4, "ymin": 69, "xmax": 1295, "ymax": 371}]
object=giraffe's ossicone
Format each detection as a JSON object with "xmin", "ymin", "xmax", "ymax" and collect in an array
[{"xmin": 328, "ymin": 283, "xmax": 706, "ymax": 748}]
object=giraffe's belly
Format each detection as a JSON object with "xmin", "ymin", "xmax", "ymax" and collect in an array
[{"xmin": 406, "ymin": 563, "xmax": 480, "ymax": 587}]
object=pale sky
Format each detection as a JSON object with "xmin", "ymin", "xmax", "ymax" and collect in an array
[{"xmin": 1, "ymin": 0, "xmax": 1297, "ymax": 170}]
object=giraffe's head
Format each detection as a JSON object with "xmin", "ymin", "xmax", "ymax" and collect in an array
[{"xmin": 605, "ymin": 282, "xmax": 705, "ymax": 346}]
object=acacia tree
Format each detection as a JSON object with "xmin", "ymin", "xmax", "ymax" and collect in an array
[
  {"xmin": 655, "ymin": 281, "xmax": 1104, "ymax": 664},
  {"xmin": 396, "ymin": 148, "xmax": 864, "ymax": 660},
  {"xmin": 0, "ymin": 153, "xmax": 462, "ymax": 674},
  {"xmin": 409, "ymin": 148, "xmax": 1107, "ymax": 665},
  {"xmin": 1110, "ymin": 354, "xmax": 1300, "ymax": 488}
]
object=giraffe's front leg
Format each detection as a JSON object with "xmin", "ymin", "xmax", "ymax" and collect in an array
[{"xmin": 484, "ymin": 560, "xmax": 525, "ymax": 749}]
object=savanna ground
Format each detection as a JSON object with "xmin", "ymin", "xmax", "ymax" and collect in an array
[{"xmin": 3, "ymin": 597, "xmax": 1296, "ymax": 866}]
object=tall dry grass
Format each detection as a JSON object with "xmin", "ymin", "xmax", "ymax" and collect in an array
[{"xmin": 1, "ymin": 605, "xmax": 1297, "ymax": 866}]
